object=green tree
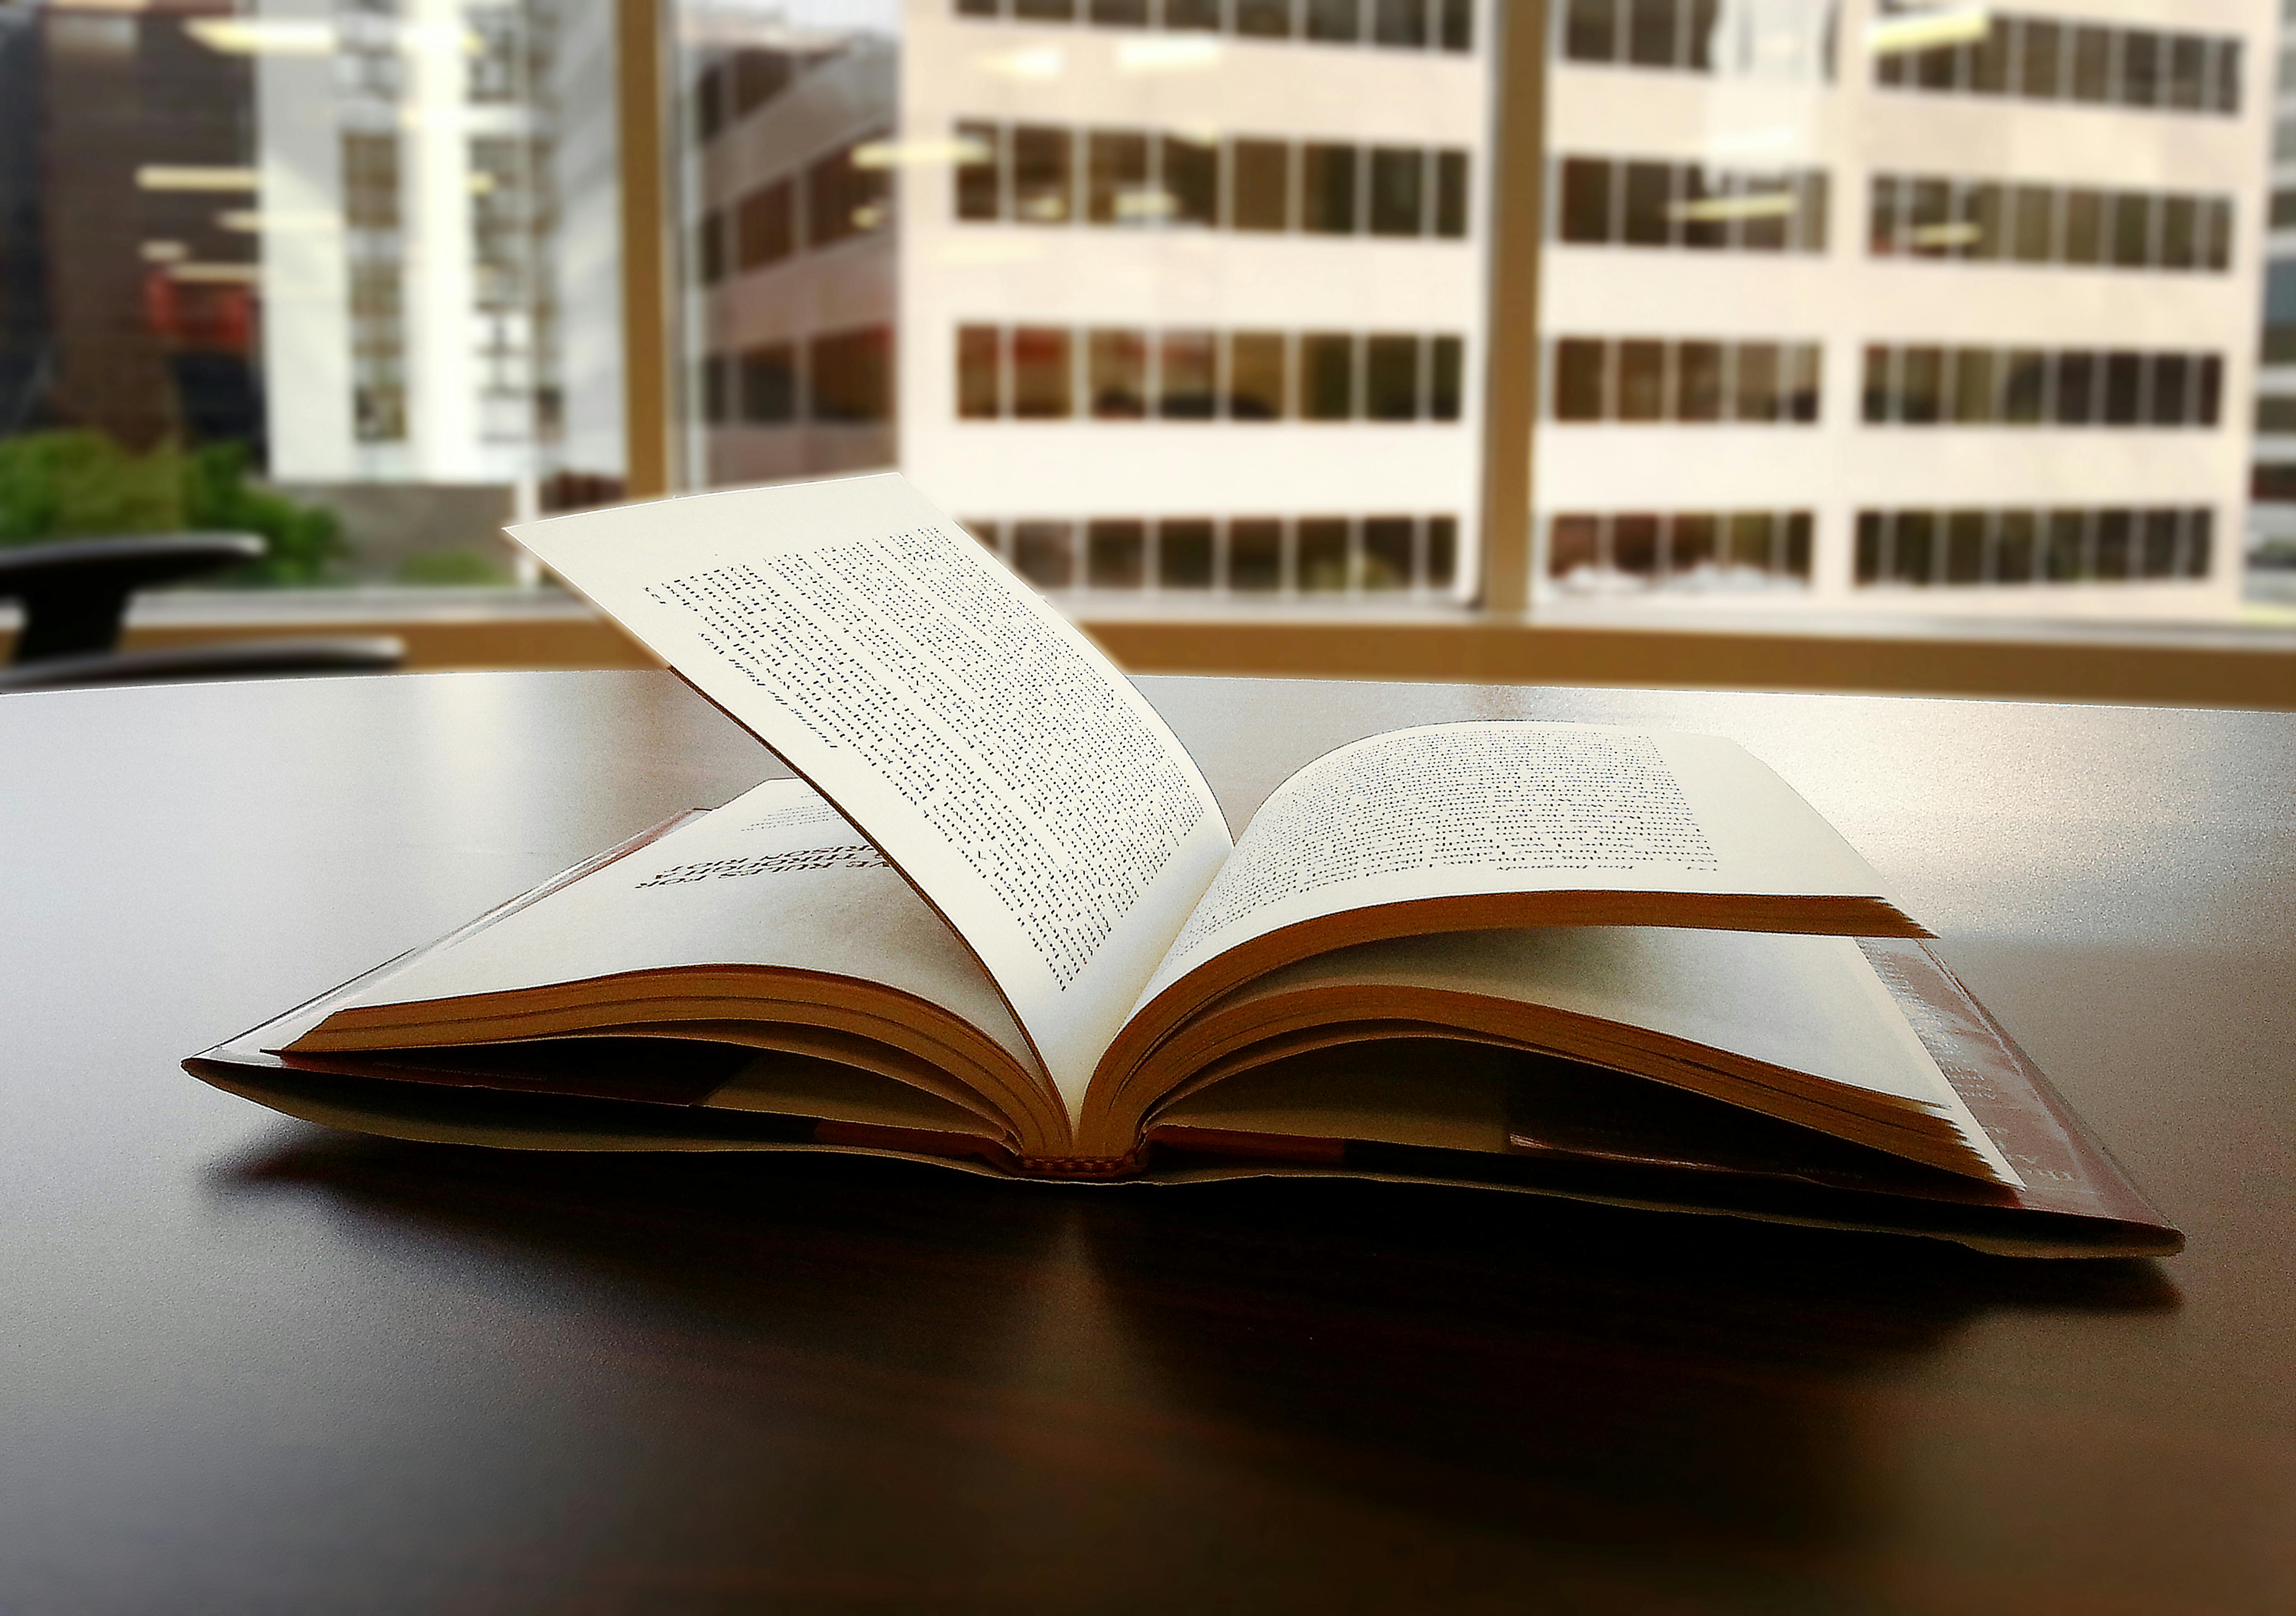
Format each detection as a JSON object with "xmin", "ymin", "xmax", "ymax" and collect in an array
[{"xmin": 0, "ymin": 431, "xmax": 346, "ymax": 585}]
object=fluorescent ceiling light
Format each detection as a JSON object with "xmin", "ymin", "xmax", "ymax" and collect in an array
[
  {"xmin": 852, "ymin": 137, "xmax": 991, "ymax": 169},
  {"xmin": 978, "ymin": 45, "xmax": 1062, "ymax": 79},
  {"xmin": 139, "ymin": 240, "xmax": 188, "ymax": 262},
  {"xmin": 169, "ymin": 262, "xmax": 260, "ymax": 283},
  {"xmin": 1667, "ymin": 193, "xmax": 1798, "ymax": 222},
  {"xmin": 1866, "ymin": 6, "xmax": 1990, "ymax": 55},
  {"xmin": 184, "ymin": 17, "xmax": 336, "ymax": 54},
  {"xmin": 216, "ymin": 209, "xmax": 340, "ymax": 233},
  {"xmin": 137, "ymin": 166, "xmax": 260, "ymax": 192}
]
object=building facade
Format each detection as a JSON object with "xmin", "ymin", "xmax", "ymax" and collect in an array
[
  {"xmin": 1539, "ymin": 0, "xmax": 2266, "ymax": 619},
  {"xmin": 685, "ymin": 0, "xmax": 1488, "ymax": 601}
]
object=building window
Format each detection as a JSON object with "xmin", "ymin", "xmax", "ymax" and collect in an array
[
  {"xmin": 1545, "ymin": 510, "xmax": 1816, "ymax": 589},
  {"xmin": 1089, "ymin": 328, "xmax": 1148, "ymax": 418},
  {"xmin": 807, "ymin": 327, "xmax": 893, "ymax": 422},
  {"xmin": 1011, "ymin": 326, "xmax": 1073, "ymax": 417},
  {"xmin": 807, "ymin": 137, "xmax": 893, "ymax": 246},
  {"xmin": 957, "ymin": 324, "xmax": 1467, "ymax": 422},
  {"xmin": 739, "ymin": 343, "xmax": 798, "ymax": 423},
  {"xmin": 1554, "ymin": 156, "xmax": 1828, "ymax": 253},
  {"xmin": 948, "ymin": 0, "xmax": 1472, "ymax": 52},
  {"xmin": 696, "ymin": 209, "xmax": 727, "ymax": 285},
  {"xmin": 1854, "ymin": 507, "xmax": 2214, "ymax": 584},
  {"xmin": 966, "ymin": 514, "xmax": 1461, "ymax": 593},
  {"xmin": 736, "ymin": 179, "xmax": 797, "ymax": 270},
  {"xmin": 1547, "ymin": 338, "xmax": 1821, "ymax": 423},
  {"xmin": 1870, "ymin": 174, "xmax": 2232, "ymax": 271},
  {"xmin": 1559, "ymin": 0, "xmax": 1834, "ymax": 78},
  {"xmin": 956, "ymin": 122, "xmax": 1470, "ymax": 241},
  {"xmin": 1873, "ymin": 14, "xmax": 2239, "ymax": 116},
  {"xmin": 1861, "ymin": 344, "xmax": 2220, "ymax": 427},
  {"xmin": 694, "ymin": 46, "xmax": 813, "ymax": 147},
  {"xmin": 701, "ymin": 353, "xmax": 730, "ymax": 425}
]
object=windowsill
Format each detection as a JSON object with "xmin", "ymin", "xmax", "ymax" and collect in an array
[{"xmin": 0, "ymin": 585, "xmax": 2289, "ymax": 707}]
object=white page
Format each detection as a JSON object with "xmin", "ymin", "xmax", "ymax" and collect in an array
[
  {"xmin": 1136, "ymin": 721, "xmax": 1910, "ymax": 1016},
  {"xmin": 325, "ymin": 778, "xmax": 1035, "ymax": 1077},
  {"xmin": 511, "ymin": 475, "xmax": 1234, "ymax": 1117},
  {"xmin": 1208, "ymin": 927, "xmax": 2019, "ymax": 1184}
]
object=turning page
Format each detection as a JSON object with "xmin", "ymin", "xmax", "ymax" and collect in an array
[{"xmin": 510, "ymin": 474, "xmax": 1234, "ymax": 1117}]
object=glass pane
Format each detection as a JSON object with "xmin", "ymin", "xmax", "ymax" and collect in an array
[
  {"xmin": 1226, "ymin": 332, "xmax": 1288, "ymax": 419},
  {"xmin": 1011, "ymin": 327, "xmax": 1073, "ymax": 417},
  {"xmin": 1368, "ymin": 148, "xmax": 1425, "ymax": 236},
  {"xmin": 662, "ymin": 0, "xmax": 1482, "ymax": 611},
  {"xmin": 1301, "ymin": 144, "xmax": 1359, "ymax": 233},
  {"xmin": 1158, "ymin": 329, "xmax": 1217, "ymax": 418},
  {"xmin": 1088, "ymin": 328, "xmax": 1147, "ymax": 418},
  {"xmin": 1364, "ymin": 335, "xmax": 1421, "ymax": 419},
  {"xmin": 1012, "ymin": 126, "xmax": 1074, "ymax": 223},
  {"xmin": 1301, "ymin": 333, "xmax": 1356, "ymax": 418},
  {"xmin": 1158, "ymin": 519, "xmax": 1216, "ymax": 587},
  {"xmin": 0, "ymin": 0, "xmax": 636, "ymax": 589},
  {"xmin": 1227, "ymin": 519, "xmax": 1284, "ymax": 590},
  {"xmin": 1087, "ymin": 131, "xmax": 1150, "ymax": 226},
  {"xmin": 1230, "ymin": 141, "xmax": 1292, "ymax": 231}
]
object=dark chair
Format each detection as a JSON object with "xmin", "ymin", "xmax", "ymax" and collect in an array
[{"xmin": 0, "ymin": 534, "xmax": 405, "ymax": 691}]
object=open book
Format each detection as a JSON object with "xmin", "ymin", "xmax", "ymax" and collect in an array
[{"xmin": 186, "ymin": 473, "xmax": 2177, "ymax": 1258}]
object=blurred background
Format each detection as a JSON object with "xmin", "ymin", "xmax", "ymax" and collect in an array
[{"xmin": 1, "ymin": 0, "xmax": 2291, "ymax": 699}]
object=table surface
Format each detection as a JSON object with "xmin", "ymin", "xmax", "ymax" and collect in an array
[{"xmin": 3, "ymin": 671, "xmax": 2291, "ymax": 1615}]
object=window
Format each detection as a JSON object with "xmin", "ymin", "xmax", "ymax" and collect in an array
[
  {"xmin": 1854, "ymin": 507, "xmax": 2214, "ymax": 584},
  {"xmin": 1232, "ymin": 141, "xmax": 1292, "ymax": 231},
  {"xmin": 1876, "ymin": 12, "xmax": 2240, "ymax": 117},
  {"xmin": 957, "ymin": 326, "xmax": 1001, "ymax": 418},
  {"xmin": 1870, "ymin": 176, "xmax": 2233, "ymax": 274},
  {"xmin": 962, "ymin": 513, "xmax": 1462, "ymax": 594},
  {"xmin": 1012, "ymin": 126, "xmax": 1074, "ymax": 223},
  {"xmin": 954, "ymin": 123, "xmax": 1470, "ymax": 242},
  {"xmin": 1862, "ymin": 344, "xmax": 2222, "ymax": 428},
  {"xmin": 957, "ymin": 324, "xmax": 1465, "ymax": 422},
  {"xmin": 736, "ymin": 180, "xmax": 796, "ymax": 270},
  {"xmin": 1158, "ymin": 330, "xmax": 1216, "ymax": 419},
  {"xmin": 1088, "ymin": 130, "xmax": 1149, "ymax": 225},
  {"xmin": 739, "ymin": 344, "xmax": 797, "ymax": 423},
  {"xmin": 1301, "ymin": 145, "xmax": 1358, "ymax": 234},
  {"xmin": 1555, "ymin": 157, "xmax": 1828, "ymax": 254},
  {"xmin": 1549, "ymin": 338, "xmax": 1821, "ymax": 423},
  {"xmin": 1012, "ymin": 327, "xmax": 1073, "ymax": 417},
  {"xmin": 1562, "ymin": 0, "xmax": 1831, "ymax": 78},
  {"xmin": 1228, "ymin": 333, "xmax": 1288, "ymax": 418},
  {"xmin": 953, "ymin": 0, "xmax": 1472, "ymax": 51},
  {"xmin": 808, "ymin": 327, "xmax": 893, "ymax": 422},
  {"xmin": 1089, "ymin": 329, "xmax": 1147, "ymax": 418},
  {"xmin": 806, "ymin": 139, "xmax": 892, "ymax": 247},
  {"xmin": 1302, "ymin": 334, "xmax": 1356, "ymax": 419},
  {"xmin": 1545, "ymin": 510, "xmax": 1817, "ymax": 589}
]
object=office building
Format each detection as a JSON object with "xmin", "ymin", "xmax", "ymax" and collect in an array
[
  {"xmin": 1540, "ymin": 0, "xmax": 2264, "ymax": 618},
  {"xmin": 684, "ymin": 0, "xmax": 1487, "ymax": 600}
]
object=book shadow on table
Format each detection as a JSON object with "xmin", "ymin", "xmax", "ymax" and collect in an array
[{"xmin": 217, "ymin": 1124, "xmax": 2179, "ymax": 1576}]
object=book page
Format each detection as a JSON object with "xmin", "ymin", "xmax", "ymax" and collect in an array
[
  {"xmin": 317, "ymin": 778, "xmax": 1036, "ymax": 1077},
  {"xmin": 1134, "ymin": 721, "xmax": 1913, "ymax": 1015},
  {"xmin": 1176, "ymin": 927, "xmax": 2019, "ymax": 1184},
  {"xmin": 511, "ymin": 475, "xmax": 1233, "ymax": 1115}
]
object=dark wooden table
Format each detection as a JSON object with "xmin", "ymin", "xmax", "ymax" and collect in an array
[{"xmin": 4, "ymin": 671, "xmax": 2291, "ymax": 1614}]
